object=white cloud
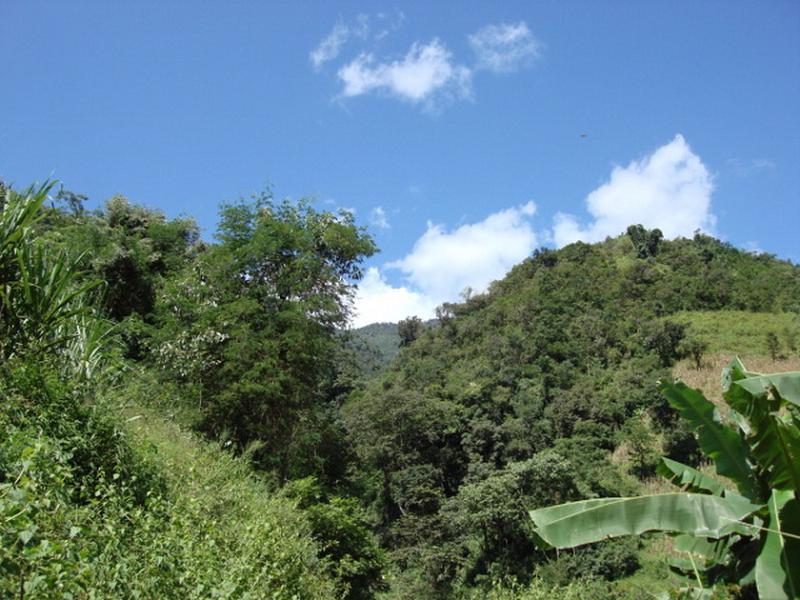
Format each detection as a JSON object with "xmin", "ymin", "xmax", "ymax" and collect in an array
[
  {"xmin": 373, "ymin": 10, "xmax": 406, "ymax": 41},
  {"xmin": 726, "ymin": 157, "xmax": 776, "ymax": 178},
  {"xmin": 352, "ymin": 203, "xmax": 538, "ymax": 326},
  {"xmin": 337, "ymin": 40, "xmax": 472, "ymax": 107},
  {"xmin": 744, "ymin": 241, "xmax": 765, "ymax": 255},
  {"xmin": 468, "ymin": 22, "xmax": 541, "ymax": 73},
  {"xmin": 309, "ymin": 15, "xmax": 369, "ymax": 70},
  {"xmin": 351, "ymin": 267, "xmax": 437, "ymax": 327},
  {"xmin": 390, "ymin": 201, "xmax": 537, "ymax": 301},
  {"xmin": 310, "ymin": 22, "xmax": 350, "ymax": 70},
  {"xmin": 370, "ymin": 206, "xmax": 390, "ymax": 229},
  {"xmin": 313, "ymin": 18, "xmax": 543, "ymax": 111},
  {"xmin": 553, "ymin": 134, "xmax": 715, "ymax": 246}
]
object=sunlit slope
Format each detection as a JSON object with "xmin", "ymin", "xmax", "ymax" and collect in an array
[
  {"xmin": 339, "ymin": 231, "xmax": 800, "ymax": 595},
  {"xmin": 674, "ymin": 309, "xmax": 800, "ymax": 355},
  {"xmin": 123, "ymin": 407, "xmax": 337, "ymax": 599}
]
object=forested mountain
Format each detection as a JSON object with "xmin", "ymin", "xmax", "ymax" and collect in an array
[
  {"xmin": 2, "ymin": 182, "xmax": 798, "ymax": 599},
  {"xmin": 343, "ymin": 322, "xmax": 401, "ymax": 378},
  {"xmin": 346, "ymin": 319, "xmax": 438, "ymax": 377},
  {"xmin": 341, "ymin": 230, "xmax": 800, "ymax": 596}
]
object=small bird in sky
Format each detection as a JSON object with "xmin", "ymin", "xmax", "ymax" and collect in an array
[{"xmin": 580, "ymin": 133, "xmax": 588, "ymax": 139}]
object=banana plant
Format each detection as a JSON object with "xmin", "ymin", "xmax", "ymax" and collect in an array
[{"xmin": 529, "ymin": 359, "xmax": 799, "ymax": 599}]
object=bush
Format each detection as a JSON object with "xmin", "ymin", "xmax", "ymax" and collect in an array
[{"xmin": 535, "ymin": 538, "xmax": 640, "ymax": 585}]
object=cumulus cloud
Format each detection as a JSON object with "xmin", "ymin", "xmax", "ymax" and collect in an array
[
  {"xmin": 352, "ymin": 202, "xmax": 538, "ymax": 326},
  {"xmin": 553, "ymin": 135, "xmax": 715, "ymax": 246},
  {"xmin": 309, "ymin": 15, "xmax": 369, "ymax": 69},
  {"xmin": 390, "ymin": 201, "xmax": 537, "ymax": 300},
  {"xmin": 469, "ymin": 22, "xmax": 542, "ymax": 73},
  {"xmin": 351, "ymin": 267, "xmax": 437, "ymax": 327},
  {"xmin": 370, "ymin": 206, "xmax": 390, "ymax": 229},
  {"xmin": 337, "ymin": 40, "xmax": 472, "ymax": 107}
]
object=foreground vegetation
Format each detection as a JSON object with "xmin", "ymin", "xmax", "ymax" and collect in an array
[
  {"xmin": 2, "ymin": 180, "xmax": 799, "ymax": 598},
  {"xmin": 531, "ymin": 358, "xmax": 799, "ymax": 598},
  {"xmin": 0, "ymin": 184, "xmax": 343, "ymax": 598}
]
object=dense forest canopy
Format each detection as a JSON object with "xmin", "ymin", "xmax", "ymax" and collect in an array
[
  {"xmin": 341, "ymin": 226, "xmax": 799, "ymax": 595},
  {"xmin": 1, "ymin": 179, "xmax": 798, "ymax": 599}
]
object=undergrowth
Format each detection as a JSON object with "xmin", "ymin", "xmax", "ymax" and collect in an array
[{"xmin": 0, "ymin": 359, "xmax": 338, "ymax": 599}]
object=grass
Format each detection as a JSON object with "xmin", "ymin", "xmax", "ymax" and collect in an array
[
  {"xmin": 118, "ymin": 404, "xmax": 339, "ymax": 599},
  {"xmin": 672, "ymin": 352, "xmax": 800, "ymax": 418},
  {"xmin": 672, "ymin": 310, "xmax": 800, "ymax": 356}
]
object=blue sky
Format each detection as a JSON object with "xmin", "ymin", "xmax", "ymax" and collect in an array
[{"xmin": 2, "ymin": 1, "xmax": 799, "ymax": 325}]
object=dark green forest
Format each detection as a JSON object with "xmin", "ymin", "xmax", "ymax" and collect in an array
[{"xmin": 1, "ymin": 181, "xmax": 798, "ymax": 598}]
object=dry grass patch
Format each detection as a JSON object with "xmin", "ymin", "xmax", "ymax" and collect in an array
[{"xmin": 671, "ymin": 352, "xmax": 800, "ymax": 419}]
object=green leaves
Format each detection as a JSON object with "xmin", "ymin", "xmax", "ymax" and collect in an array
[
  {"xmin": 529, "ymin": 493, "xmax": 760, "ymax": 548},
  {"xmin": 659, "ymin": 380, "xmax": 758, "ymax": 499},
  {"xmin": 0, "ymin": 182, "xmax": 51, "ymax": 270},
  {"xmin": 756, "ymin": 489, "xmax": 799, "ymax": 599},
  {"xmin": 723, "ymin": 360, "xmax": 800, "ymax": 493},
  {"xmin": 1, "ymin": 181, "xmax": 106, "ymax": 365},
  {"xmin": 735, "ymin": 372, "xmax": 800, "ymax": 408},
  {"xmin": 531, "ymin": 360, "xmax": 800, "ymax": 599},
  {"xmin": 657, "ymin": 457, "xmax": 724, "ymax": 495}
]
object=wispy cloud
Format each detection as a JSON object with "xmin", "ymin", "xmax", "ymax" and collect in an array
[
  {"xmin": 337, "ymin": 40, "xmax": 472, "ymax": 108},
  {"xmin": 310, "ymin": 12, "xmax": 407, "ymax": 70},
  {"xmin": 373, "ymin": 10, "xmax": 406, "ymax": 42},
  {"xmin": 309, "ymin": 15, "xmax": 369, "ymax": 70},
  {"xmin": 468, "ymin": 22, "xmax": 542, "ymax": 73},
  {"xmin": 726, "ymin": 158, "xmax": 776, "ymax": 178},
  {"xmin": 370, "ymin": 206, "xmax": 390, "ymax": 229},
  {"xmin": 553, "ymin": 134, "xmax": 715, "ymax": 246},
  {"xmin": 352, "ymin": 202, "xmax": 537, "ymax": 326}
]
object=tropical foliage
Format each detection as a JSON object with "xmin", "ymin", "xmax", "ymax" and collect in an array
[
  {"xmin": 530, "ymin": 359, "xmax": 800, "ymax": 598},
  {"xmin": 0, "ymin": 182, "xmax": 364, "ymax": 598},
  {"xmin": 3, "ymin": 177, "xmax": 799, "ymax": 599}
]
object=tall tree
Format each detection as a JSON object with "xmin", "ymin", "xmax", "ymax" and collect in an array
[{"xmin": 156, "ymin": 192, "xmax": 376, "ymax": 480}]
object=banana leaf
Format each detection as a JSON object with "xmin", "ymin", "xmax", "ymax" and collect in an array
[
  {"xmin": 529, "ymin": 493, "xmax": 761, "ymax": 548},
  {"xmin": 756, "ymin": 490, "xmax": 799, "ymax": 600},
  {"xmin": 660, "ymin": 381, "xmax": 758, "ymax": 499},
  {"xmin": 723, "ymin": 366, "xmax": 800, "ymax": 493},
  {"xmin": 658, "ymin": 457, "xmax": 726, "ymax": 496},
  {"xmin": 737, "ymin": 372, "xmax": 800, "ymax": 409}
]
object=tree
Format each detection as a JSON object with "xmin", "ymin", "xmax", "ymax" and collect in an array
[
  {"xmin": 641, "ymin": 319, "xmax": 687, "ymax": 366},
  {"xmin": 767, "ymin": 331, "xmax": 781, "ymax": 361},
  {"xmin": 397, "ymin": 316, "xmax": 423, "ymax": 347},
  {"xmin": 55, "ymin": 184, "xmax": 87, "ymax": 216},
  {"xmin": 155, "ymin": 192, "xmax": 376, "ymax": 480},
  {"xmin": 627, "ymin": 224, "xmax": 663, "ymax": 259},
  {"xmin": 679, "ymin": 337, "xmax": 709, "ymax": 370},
  {"xmin": 283, "ymin": 477, "xmax": 386, "ymax": 600},
  {"xmin": 530, "ymin": 358, "xmax": 800, "ymax": 599}
]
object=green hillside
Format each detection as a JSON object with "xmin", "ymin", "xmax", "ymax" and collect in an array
[
  {"xmin": 2, "ymin": 183, "xmax": 798, "ymax": 599},
  {"xmin": 346, "ymin": 320, "xmax": 438, "ymax": 378},
  {"xmin": 674, "ymin": 309, "xmax": 800, "ymax": 356},
  {"xmin": 342, "ymin": 231, "xmax": 800, "ymax": 597},
  {"xmin": 1, "ymin": 184, "xmax": 381, "ymax": 599},
  {"xmin": 345, "ymin": 322, "xmax": 401, "ymax": 377}
]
